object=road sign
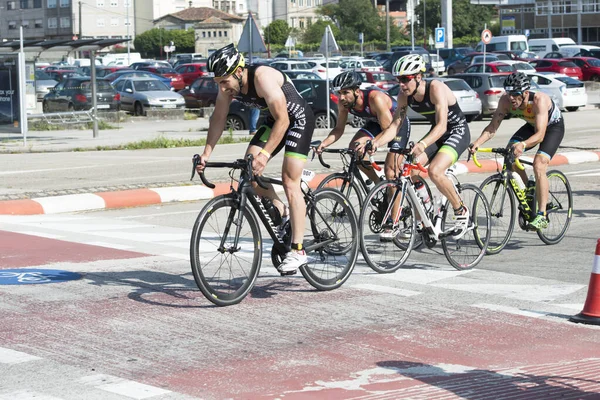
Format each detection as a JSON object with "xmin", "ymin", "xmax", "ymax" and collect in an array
[
  {"xmin": 435, "ymin": 27, "xmax": 445, "ymax": 49},
  {"xmin": 481, "ymin": 29, "xmax": 492, "ymax": 44},
  {"xmin": 163, "ymin": 45, "xmax": 176, "ymax": 53},
  {"xmin": 358, "ymin": 32, "xmax": 364, "ymax": 44},
  {"xmin": 524, "ymin": 29, "xmax": 530, "ymax": 37}
]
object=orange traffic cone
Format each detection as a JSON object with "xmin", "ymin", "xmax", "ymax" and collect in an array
[{"xmin": 570, "ymin": 239, "xmax": 600, "ymax": 325}]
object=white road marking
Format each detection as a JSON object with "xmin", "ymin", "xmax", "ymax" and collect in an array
[
  {"xmin": 0, "ymin": 391, "xmax": 65, "ymax": 400},
  {"xmin": 472, "ymin": 303, "xmax": 548, "ymax": 318},
  {"xmin": 433, "ymin": 283, "xmax": 585, "ymax": 302},
  {"xmin": 80, "ymin": 374, "xmax": 170, "ymax": 399},
  {"xmin": 0, "ymin": 347, "xmax": 42, "ymax": 364},
  {"xmin": 373, "ymin": 268, "xmax": 474, "ymax": 284},
  {"xmin": 83, "ymin": 241, "xmax": 134, "ymax": 250},
  {"xmin": 349, "ymin": 283, "xmax": 421, "ymax": 297}
]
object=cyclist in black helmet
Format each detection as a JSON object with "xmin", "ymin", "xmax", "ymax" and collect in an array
[
  {"xmin": 316, "ymin": 70, "xmax": 412, "ymax": 239},
  {"xmin": 470, "ymin": 72, "xmax": 564, "ymax": 231},
  {"xmin": 195, "ymin": 43, "xmax": 316, "ymax": 273}
]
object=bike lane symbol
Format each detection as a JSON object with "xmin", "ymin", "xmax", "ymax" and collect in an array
[{"xmin": 0, "ymin": 269, "xmax": 82, "ymax": 285}]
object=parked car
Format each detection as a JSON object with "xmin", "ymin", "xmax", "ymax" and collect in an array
[
  {"xmin": 437, "ymin": 47, "xmax": 474, "ymax": 67},
  {"xmin": 543, "ymin": 52, "xmax": 565, "ymax": 59},
  {"xmin": 452, "ymin": 72, "xmax": 511, "ymax": 116},
  {"xmin": 283, "ymin": 71, "xmax": 322, "ymax": 80},
  {"xmin": 130, "ymin": 61, "xmax": 171, "ymax": 70},
  {"xmin": 175, "ymin": 63, "xmax": 209, "ymax": 86},
  {"xmin": 500, "ymin": 60, "xmax": 537, "ymax": 72},
  {"xmin": 526, "ymin": 72, "xmax": 587, "ymax": 111},
  {"xmin": 178, "ymin": 76, "xmax": 218, "ymax": 108},
  {"xmin": 383, "ymin": 47, "xmax": 432, "ymax": 73},
  {"xmin": 46, "ymin": 70, "xmax": 85, "ymax": 82},
  {"xmin": 529, "ymin": 59, "xmax": 583, "ymax": 80},
  {"xmin": 340, "ymin": 59, "xmax": 383, "ymax": 72},
  {"xmin": 42, "ymin": 77, "xmax": 120, "ymax": 113},
  {"xmin": 269, "ymin": 60, "xmax": 313, "ymax": 73},
  {"xmin": 387, "ymin": 77, "xmax": 482, "ymax": 122},
  {"xmin": 305, "ymin": 60, "xmax": 343, "ymax": 79},
  {"xmin": 105, "ymin": 70, "xmax": 172, "ymax": 87},
  {"xmin": 446, "ymin": 54, "xmax": 500, "ymax": 75},
  {"xmin": 464, "ymin": 62, "xmax": 514, "ymax": 73},
  {"xmin": 565, "ymin": 57, "xmax": 600, "ymax": 81},
  {"xmin": 357, "ymin": 71, "xmax": 396, "ymax": 90},
  {"xmin": 293, "ymin": 79, "xmax": 339, "ymax": 128},
  {"xmin": 79, "ymin": 66, "xmax": 128, "ymax": 78},
  {"xmin": 429, "ymin": 53, "xmax": 446, "ymax": 75},
  {"xmin": 137, "ymin": 66, "xmax": 185, "ymax": 90},
  {"xmin": 34, "ymin": 70, "xmax": 58, "ymax": 101},
  {"xmin": 112, "ymin": 77, "xmax": 185, "ymax": 116}
]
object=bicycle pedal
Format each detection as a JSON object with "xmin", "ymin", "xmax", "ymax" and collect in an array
[{"xmin": 279, "ymin": 269, "xmax": 298, "ymax": 276}]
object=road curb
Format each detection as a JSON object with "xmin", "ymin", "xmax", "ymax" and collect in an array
[{"xmin": 1, "ymin": 150, "xmax": 598, "ymax": 216}]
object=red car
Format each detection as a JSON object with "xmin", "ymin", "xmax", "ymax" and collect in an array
[
  {"xmin": 138, "ymin": 66, "xmax": 185, "ymax": 90},
  {"xmin": 175, "ymin": 63, "xmax": 209, "ymax": 86},
  {"xmin": 565, "ymin": 57, "xmax": 600, "ymax": 81},
  {"xmin": 529, "ymin": 59, "xmax": 583, "ymax": 80},
  {"xmin": 464, "ymin": 62, "xmax": 514, "ymax": 73},
  {"xmin": 357, "ymin": 71, "xmax": 396, "ymax": 90}
]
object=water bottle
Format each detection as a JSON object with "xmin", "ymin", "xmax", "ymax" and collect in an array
[
  {"xmin": 365, "ymin": 179, "xmax": 375, "ymax": 191},
  {"xmin": 512, "ymin": 173, "xmax": 526, "ymax": 190},
  {"xmin": 526, "ymin": 174, "xmax": 536, "ymax": 207},
  {"xmin": 261, "ymin": 198, "xmax": 282, "ymax": 226},
  {"xmin": 526, "ymin": 174, "xmax": 536, "ymax": 190},
  {"xmin": 415, "ymin": 181, "xmax": 432, "ymax": 213}
]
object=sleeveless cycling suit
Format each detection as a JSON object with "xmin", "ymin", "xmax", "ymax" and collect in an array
[
  {"xmin": 508, "ymin": 91, "xmax": 564, "ymax": 159},
  {"xmin": 407, "ymin": 80, "xmax": 470, "ymax": 163},
  {"xmin": 352, "ymin": 89, "xmax": 411, "ymax": 152},
  {"xmin": 240, "ymin": 65, "xmax": 315, "ymax": 160}
]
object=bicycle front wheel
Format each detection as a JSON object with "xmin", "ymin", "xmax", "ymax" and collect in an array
[
  {"xmin": 190, "ymin": 195, "xmax": 262, "ymax": 306},
  {"xmin": 317, "ymin": 173, "xmax": 364, "ymax": 216},
  {"xmin": 479, "ymin": 174, "xmax": 516, "ymax": 255},
  {"xmin": 301, "ymin": 188, "xmax": 359, "ymax": 291},
  {"xmin": 538, "ymin": 170, "xmax": 572, "ymax": 245},
  {"xmin": 359, "ymin": 180, "xmax": 416, "ymax": 273},
  {"xmin": 441, "ymin": 183, "xmax": 491, "ymax": 270}
]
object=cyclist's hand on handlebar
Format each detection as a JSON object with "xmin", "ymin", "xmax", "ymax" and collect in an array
[
  {"xmin": 468, "ymin": 142, "xmax": 478, "ymax": 154},
  {"xmin": 315, "ymin": 143, "xmax": 325, "ymax": 154},
  {"xmin": 195, "ymin": 154, "xmax": 208, "ymax": 174},
  {"xmin": 353, "ymin": 137, "xmax": 369, "ymax": 155},
  {"xmin": 252, "ymin": 151, "xmax": 268, "ymax": 176},
  {"xmin": 511, "ymin": 141, "xmax": 525, "ymax": 158},
  {"xmin": 410, "ymin": 141, "xmax": 425, "ymax": 157}
]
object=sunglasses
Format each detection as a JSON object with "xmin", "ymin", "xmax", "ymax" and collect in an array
[
  {"xmin": 507, "ymin": 90, "xmax": 523, "ymax": 97},
  {"xmin": 397, "ymin": 75, "xmax": 416, "ymax": 84}
]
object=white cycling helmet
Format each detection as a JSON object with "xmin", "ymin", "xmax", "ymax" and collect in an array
[{"xmin": 392, "ymin": 54, "xmax": 426, "ymax": 77}]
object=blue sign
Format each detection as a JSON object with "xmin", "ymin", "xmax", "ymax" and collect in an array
[
  {"xmin": 435, "ymin": 27, "xmax": 445, "ymax": 49},
  {"xmin": 0, "ymin": 269, "xmax": 82, "ymax": 285},
  {"xmin": 524, "ymin": 29, "xmax": 530, "ymax": 37}
]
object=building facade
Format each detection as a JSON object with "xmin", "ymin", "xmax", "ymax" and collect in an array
[{"xmin": 134, "ymin": 0, "xmax": 213, "ymax": 36}]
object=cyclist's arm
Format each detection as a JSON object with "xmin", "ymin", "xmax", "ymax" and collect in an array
[
  {"xmin": 254, "ymin": 72, "xmax": 289, "ymax": 155},
  {"xmin": 526, "ymin": 93, "xmax": 550, "ymax": 148},
  {"xmin": 320, "ymin": 104, "xmax": 348, "ymax": 149},
  {"xmin": 424, "ymin": 80, "xmax": 450, "ymax": 144},
  {"xmin": 201, "ymin": 90, "xmax": 233, "ymax": 159},
  {"xmin": 373, "ymin": 94, "xmax": 408, "ymax": 148},
  {"xmin": 471, "ymin": 94, "xmax": 511, "ymax": 150}
]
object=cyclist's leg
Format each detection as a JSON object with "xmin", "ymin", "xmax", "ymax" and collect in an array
[
  {"xmin": 507, "ymin": 123, "xmax": 535, "ymax": 183},
  {"xmin": 352, "ymin": 121, "xmax": 382, "ymax": 184},
  {"xmin": 279, "ymin": 108, "xmax": 316, "ymax": 272},
  {"xmin": 246, "ymin": 117, "xmax": 287, "ymax": 216},
  {"xmin": 531, "ymin": 119, "xmax": 564, "ymax": 229}
]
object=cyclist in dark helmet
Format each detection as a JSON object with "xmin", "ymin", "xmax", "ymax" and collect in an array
[
  {"xmin": 317, "ymin": 70, "xmax": 412, "ymax": 239},
  {"xmin": 376, "ymin": 54, "xmax": 473, "ymax": 240},
  {"xmin": 196, "ymin": 43, "xmax": 316, "ymax": 273},
  {"xmin": 470, "ymin": 71, "xmax": 564, "ymax": 231}
]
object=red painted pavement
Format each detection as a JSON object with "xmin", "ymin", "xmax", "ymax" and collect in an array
[{"xmin": 0, "ymin": 230, "xmax": 148, "ymax": 268}]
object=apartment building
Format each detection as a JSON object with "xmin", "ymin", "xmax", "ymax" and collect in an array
[
  {"xmin": 273, "ymin": 0, "xmax": 323, "ymax": 30},
  {"xmin": 134, "ymin": 0, "xmax": 213, "ymax": 35}
]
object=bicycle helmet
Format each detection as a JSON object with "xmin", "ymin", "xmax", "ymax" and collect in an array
[
  {"xmin": 207, "ymin": 43, "xmax": 245, "ymax": 78},
  {"xmin": 332, "ymin": 71, "xmax": 362, "ymax": 91},
  {"xmin": 503, "ymin": 72, "xmax": 531, "ymax": 92},
  {"xmin": 392, "ymin": 54, "xmax": 426, "ymax": 77}
]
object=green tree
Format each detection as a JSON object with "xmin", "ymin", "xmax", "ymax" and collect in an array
[
  {"xmin": 133, "ymin": 28, "xmax": 195, "ymax": 58},
  {"xmin": 302, "ymin": 20, "xmax": 341, "ymax": 45},
  {"xmin": 264, "ymin": 20, "xmax": 291, "ymax": 45}
]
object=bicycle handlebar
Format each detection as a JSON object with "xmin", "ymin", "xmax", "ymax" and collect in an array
[
  {"xmin": 471, "ymin": 147, "xmax": 524, "ymax": 170},
  {"xmin": 191, "ymin": 154, "xmax": 269, "ymax": 190}
]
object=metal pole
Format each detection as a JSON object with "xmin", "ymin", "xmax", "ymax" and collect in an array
[
  {"xmin": 386, "ymin": 0, "xmax": 390, "ymax": 51},
  {"xmin": 424, "ymin": 0, "xmax": 427, "ymax": 48},
  {"xmin": 410, "ymin": 0, "xmax": 415, "ymax": 50},
  {"xmin": 325, "ymin": 25, "xmax": 330, "ymax": 130},
  {"xmin": 249, "ymin": 12, "xmax": 253, "ymax": 63},
  {"xmin": 127, "ymin": 1, "xmax": 130, "ymax": 65},
  {"xmin": 91, "ymin": 50, "xmax": 98, "ymax": 138},
  {"xmin": 78, "ymin": 1, "xmax": 82, "ymax": 38},
  {"xmin": 483, "ymin": 23, "xmax": 486, "ymax": 66},
  {"xmin": 19, "ymin": 25, "xmax": 27, "ymax": 145}
]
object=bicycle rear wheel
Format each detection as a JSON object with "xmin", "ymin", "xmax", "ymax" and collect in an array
[
  {"xmin": 317, "ymin": 173, "xmax": 364, "ymax": 216},
  {"xmin": 441, "ymin": 183, "xmax": 491, "ymax": 270},
  {"xmin": 190, "ymin": 195, "xmax": 262, "ymax": 306},
  {"xmin": 301, "ymin": 188, "xmax": 359, "ymax": 290},
  {"xmin": 479, "ymin": 174, "xmax": 516, "ymax": 255},
  {"xmin": 359, "ymin": 180, "xmax": 416, "ymax": 273},
  {"xmin": 538, "ymin": 170, "xmax": 572, "ymax": 245}
]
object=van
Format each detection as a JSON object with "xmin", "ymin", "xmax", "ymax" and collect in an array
[
  {"xmin": 559, "ymin": 45, "xmax": 600, "ymax": 58},
  {"xmin": 101, "ymin": 52, "xmax": 142, "ymax": 66},
  {"xmin": 528, "ymin": 38, "xmax": 576, "ymax": 58},
  {"xmin": 475, "ymin": 35, "xmax": 528, "ymax": 53}
]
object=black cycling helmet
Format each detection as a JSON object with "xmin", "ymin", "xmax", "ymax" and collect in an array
[
  {"xmin": 504, "ymin": 72, "xmax": 531, "ymax": 92},
  {"xmin": 207, "ymin": 43, "xmax": 245, "ymax": 78},
  {"xmin": 332, "ymin": 71, "xmax": 362, "ymax": 91}
]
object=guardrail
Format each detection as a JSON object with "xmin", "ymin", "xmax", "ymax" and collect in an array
[{"xmin": 27, "ymin": 110, "xmax": 95, "ymax": 125}]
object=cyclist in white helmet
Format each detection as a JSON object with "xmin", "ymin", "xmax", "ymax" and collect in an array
[{"xmin": 373, "ymin": 54, "xmax": 473, "ymax": 239}]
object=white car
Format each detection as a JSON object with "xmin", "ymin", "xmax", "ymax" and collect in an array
[
  {"xmin": 525, "ymin": 72, "xmax": 587, "ymax": 112},
  {"xmin": 305, "ymin": 59, "xmax": 343, "ymax": 80},
  {"xmin": 429, "ymin": 53, "xmax": 446, "ymax": 75},
  {"xmin": 500, "ymin": 60, "xmax": 536, "ymax": 72},
  {"xmin": 340, "ymin": 59, "xmax": 383, "ymax": 72},
  {"xmin": 269, "ymin": 60, "xmax": 313, "ymax": 73}
]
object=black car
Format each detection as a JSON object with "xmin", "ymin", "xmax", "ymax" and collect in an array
[
  {"xmin": 383, "ymin": 47, "xmax": 432, "ymax": 73},
  {"xmin": 42, "ymin": 77, "xmax": 120, "ymax": 113},
  {"xmin": 178, "ymin": 76, "xmax": 218, "ymax": 108}
]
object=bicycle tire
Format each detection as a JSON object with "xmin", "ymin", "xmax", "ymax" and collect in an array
[
  {"xmin": 359, "ymin": 180, "xmax": 417, "ymax": 273},
  {"xmin": 479, "ymin": 174, "xmax": 517, "ymax": 255},
  {"xmin": 301, "ymin": 188, "xmax": 359, "ymax": 290},
  {"xmin": 190, "ymin": 195, "xmax": 262, "ymax": 306},
  {"xmin": 441, "ymin": 183, "xmax": 491, "ymax": 270},
  {"xmin": 537, "ymin": 170, "xmax": 572, "ymax": 245},
  {"xmin": 317, "ymin": 173, "xmax": 364, "ymax": 215}
]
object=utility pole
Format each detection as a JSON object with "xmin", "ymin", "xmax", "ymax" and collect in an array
[
  {"xmin": 78, "ymin": 1, "xmax": 82, "ymax": 39},
  {"xmin": 423, "ymin": 0, "xmax": 427, "ymax": 49},
  {"xmin": 127, "ymin": 0, "xmax": 130, "ymax": 65},
  {"xmin": 386, "ymin": 0, "xmax": 390, "ymax": 51}
]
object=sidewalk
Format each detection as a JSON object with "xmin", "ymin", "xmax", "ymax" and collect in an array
[{"xmin": 0, "ymin": 112, "xmax": 599, "ymax": 215}]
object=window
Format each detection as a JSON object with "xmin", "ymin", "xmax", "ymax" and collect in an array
[
  {"xmin": 207, "ymin": 31, "xmax": 211, "ymax": 37},
  {"xmin": 202, "ymin": 31, "xmax": 206, "ymax": 38},
  {"xmin": 110, "ymin": 0, "xmax": 117, "ymax": 6},
  {"xmin": 111, "ymin": 17, "xmax": 118, "ymax": 26},
  {"xmin": 124, "ymin": 17, "xmax": 130, "ymax": 26},
  {"xmin": 96, "ymin": 0, "xmax": 104, "ymax": 6},
  {"xmin": 218, "ymin": 31, "xmax": 222, "ymax": 37},
  {"xmin": 35, "ymin": 19, "xmax": 42, "ymax": 28},
  {"xmin": 33, "ymin": 0, "xmax": 41, "ymax": 6},
  {"xmin": 22, "ymin": 20, "xmax": 30, "ymax": 28},
  {"xmin": 224, "ymin": 31, "xmax": 227, "ymax": 37},
  {"xmin": 299, "ymin": 19, "xmax": 304, "ymax": 28},
  {"xmin": 60, "ymin": 0, "xmax": 68, "ymax": 7},
  {"xmin": 47, "ymin": 0, "xmax": 56, "ymax": 7},
  {"xmin": 7, "ymin": 1, "xmax": 16, "ymax": 9},
  {"xmin": 20, "ymin": 0, "xmax": 29, "ymax": 9},
  {"xmin": 299, "ymin": 0, "xmax": 303, "ymax": 5},
  {"xmin": 60, "ymin": 17, "xmax": 70, "ymax": 27},
  {"xmin": 48, "ymin": 17, "xmax": 57, "ymax": 28},
  {"xmin": 8, "ymin": 21, "xmax": 17, "ymax": 29},
  {"xmin": 535, "ymin": 3, "xmax": 548, "ymax": 15},
  {"xmin": 97, "ymin": 17, "xmax": 105, "ymax": 27}
]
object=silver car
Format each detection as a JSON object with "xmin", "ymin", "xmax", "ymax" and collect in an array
[
  {"xmin": 452, "ymin": 73, "xmax": 511, "ymax": 116},
  {"xmin": 112, "ymin": 77, "xmax": 185, "ymax": 116},
  {"xmin": 35, "ymin": 70, "xmax": 58, "ymax": 101}
]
